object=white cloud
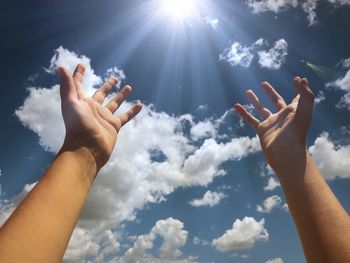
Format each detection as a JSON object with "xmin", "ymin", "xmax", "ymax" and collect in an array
[
  {"xmin": 257, "ymin": 195, "xmax": 282, "ymax": 213},
  {"xmin": 326, "ymin": 67, "xmax": 350, "ymax": 110},
  {"xmin": 264, "ymin": 177, "xmax": 281, "ymax": 191},
  {"xmin": 341, "ymin": 57, "xmax": 350, "ymax": 68},
  {"xmin": 247, "ymin": 0, "xmax": 350, "ymax": 25},
  {"xmin": 189, "ymin": 191, "xmax": 226, "ymax": 207},
  {"xmin": 282, "ymin": 203, "xmax": 289, "ymax": 212},
  {"xmin": 301, "ymin": 0, "xmax": 318, "ymax": 25},
  {"xmin": 45, "ymin": 46, "xmax": 101, "ymax": 95},
  {"xmin": 258, "ymin": 39, "xmax": 288, "ymax": 70},
  {"xmin": 9, "ymin": 46, "xmax": 262, "ymax": 262},
  {"xmin": 219, "ymin": 42, "xmax": 255, "ymax": 68},
  {"xmin": 247, "ymin": 0, "xmax": 298, "ymax": 13},
  {"xmin": 220, "ymin": 38, "xmax": 286, "ymax": 69},
  {"xmin": 205, "ymin": 17, "xmax": 219, "ymax": 29},
  {"xmin": 119, "ymin": 218, "xmax": 196, "ymax": 262},
  {"xmin": 266, "ymin": 258, "xmax": 284, "ymax": 263},
  {"xmin": 212, "ymin": 217, "xmax": 269, "ymax": 251},
  {"xmin": 190, "ymin": 120, "xmax": 217, "ymax": 141},
  {"xmin": 309, "ymin": 132, "xmax": 350, "ymax": 180},
  {"xmin": 253, "ymin": 38, "xmax": 266, "ymax": 47},
  {"xmin": 314, "ymin": 91, "xmax": 326, "ymax": 105}
]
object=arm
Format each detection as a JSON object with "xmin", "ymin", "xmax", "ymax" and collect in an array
[
  {"xmin": 0, "ymin": 64, "xmax": 142, "ymax": 263},
  {"xmin": 235, "ymin": 77, "xmax": 350, "ymax": 263}
]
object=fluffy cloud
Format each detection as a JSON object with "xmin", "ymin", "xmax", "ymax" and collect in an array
[
  {"xmin": 309, "ymin": 132, "xmax": 350, "ymax": 180},
  {"xmin": 266, "ymin": 258, "xmax": 284, "ymax": 263},
  {"xmin": 247, "ymin": 0, "xmax": 298, "ymax": 13},
  {"xmin": 258, "ymin": 39, "xmax": 288, "ymax": 70},
  {"xmin": 46, "ymin": 46, "xmax": 101, "ymax": 94},
  {"xmin": 189, "ymin": 191, "xmax": 226, "ymax": 207},
  {"xmin": 205, "ymin": 17, "xmax": 219, "ymax": 29},
  {"xmin": 219, "ymin": 42, "xmax": 255, "ymax": 68},
  {"xmin": 326, "ymin": 58, "xmax": 350, "ymax": 109},
  {"xmin": 220, "ymin": 38, "xmax": 287, "ymax": 70},
  {"xmin": 190, "ymin": 120, "xmax": 217, "ymax": 141},
  {"xmin": 247, "ymin": 0, "xmax": 350, "ymax": 25},
  {"xmin": 212, "ymin": 217, "xmax": 269, "ymax": 251},
  {"xmin": 264, "ymin": 177, "xmax": 281, "ymax": 191},
  {"xmin": 9, "ymin": 46, "xmax": 262, "ymax": 262},
  {"xmin": 257, "ymin": 195, "xmax": 282, "ymax": 213},
  {"xmin": 119, "ymin": 218, "xmax": 195, "ymax": 262}
]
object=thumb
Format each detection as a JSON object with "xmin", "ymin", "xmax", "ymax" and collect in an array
[{"xmin": 57, "ymin": 67, "xmax": 77, "ymax": 103}]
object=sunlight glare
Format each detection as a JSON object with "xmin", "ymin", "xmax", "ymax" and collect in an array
[{"xmin": 157, "ymin": 0, "xmax": 197, "ymax": 23}]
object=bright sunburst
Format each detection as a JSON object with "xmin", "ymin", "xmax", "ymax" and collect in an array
[{"xmin": 155, "ymin": 0, "xmax": 199, "ymax": 25}]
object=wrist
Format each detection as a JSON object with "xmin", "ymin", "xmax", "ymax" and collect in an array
[
  {"xmin": 58, "ymin": 146, "xmax": 99, "ymax": 184},
  {"xmin": 266, "ymin": 143, "xmax": 308, "ymax": 175}
]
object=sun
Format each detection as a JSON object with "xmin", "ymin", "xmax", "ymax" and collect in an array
[{"xmin": 156, "ymin": 0, "xmax": 198, "ymax": 24}]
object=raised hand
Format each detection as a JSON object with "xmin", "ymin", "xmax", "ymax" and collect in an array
[
  {"xmin": 234, "ymin": 77, "xmax": 314, "ymax": 170},
  {"xmin": 58, "ymin": 64, "xmax": 142, "ymax": 174}
]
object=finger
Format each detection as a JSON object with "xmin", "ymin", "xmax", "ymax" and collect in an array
[
  {"xmin": 300, "ymin": 78, "xmax": 314, "ymax": 101},
  {"xmin": 261, "ymin": 81, "xmax": 286, "ymax": 111},
  {"xmin": 73, "ymin": 64, "xmax": 86, "ymax": 98},
  {"xmin": 293, "ymin": 76, "xmax": 302, "ymax": 94},
  {"xmin": 106, "ymin": 85, "xmax": 132, "ymax": 113},
  {"xmin": 295, "ymin": 78, "xmax": 314, "ymax": 127},
  {"xmin": 234, "ymin": 103, "xmax": 260, "ymax": 130},
  {"xmin": 117, "ymin": 103, "xmax": 143, "ymax": 128},
  {"xmin": 246, "ymin": 90, "xmax": 272, "ymax": 119},
  {"xmin": 57, "ymin": 67, "xmax": 77, "ymax": 103},
  {"xmin": 92, "ymin": 77, "xmax": 119, "ymax": 105}
]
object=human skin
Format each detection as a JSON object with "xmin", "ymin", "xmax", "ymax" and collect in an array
[
  {"xmin": 0, "ymin": 64, "xmax": 142, "ymax": 263},
  {"xmin": 235, "ymin": 77, "xmax": 350, "ymax": 263}
]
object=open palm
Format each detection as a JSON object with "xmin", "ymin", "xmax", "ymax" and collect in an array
[
  {"xmin": 59, "ymin": 64, "xmax": 142, "ymax": 170},
  {"xmin": 235, "ymin": 77, "xmax": 314, "ymax": 168}
]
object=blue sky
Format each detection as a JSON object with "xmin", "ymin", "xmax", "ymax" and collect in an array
[{"xmin": 1, "ymin": 1, "xmax": 350, "ymax": 262}]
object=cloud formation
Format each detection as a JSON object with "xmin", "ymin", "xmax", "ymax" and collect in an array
[
  {"xmin": 189, "ymin": 191, "xmax": 226, "ymax": 207},
  {"xmin": 264, "ymin": 177, "xmax": 281, "ymax": 191},
  {"xmin": 10, "ymin": 46, "xmax": 262, "ymax": 262},
  {"xmin": 219, "ymin": 42, "xmax": 255, "ymax": 68},
  {"xmin": 309, "ymin": 132, "xmax": 350, "ymax": 180},
  {"xmin": 212, "ymin": 217, "xmax": 269, "ymax": 251},
  {"xmin": 220, "ymin": 38, "xmax": 288, "ymax": 69},
  {"xmin": 247, "ymin": 0, "xmax": 350, "ymax": 25},
  {"xmin": 257, "ymin": 195, "xmax": 282, "ymax": 213},
  {"xmin": 118, "ymin": 218, "xmax": 196, "ymax": 263},
  {"xmin": 258, "ymin": 39, "xmax": 288, "ymax": 70},
  {"xmin": 326, "ymin": 57, "xmax": 350, "ymax": 109}
]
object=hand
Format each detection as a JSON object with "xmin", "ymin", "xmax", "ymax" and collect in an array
[
  {"xmin": 234, "ymin": 77, "xmax": 314, "ymax": 170},
  {"xmin": 58, "ymin": 64, "xmax": 142, "ymax": 175}
]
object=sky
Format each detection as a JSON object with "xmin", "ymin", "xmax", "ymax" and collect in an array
[{"xmin": 1, "ymin": 0, "xmax": 350, "ymax": 262}]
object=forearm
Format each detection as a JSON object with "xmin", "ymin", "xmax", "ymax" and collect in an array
[
  {"xmin": 0, "ymin": 147, "xmax": 96, "ymax": 263},
  {"xmin": 273, "ymin": 147, "xmax": 350, "ymax": 263}
]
